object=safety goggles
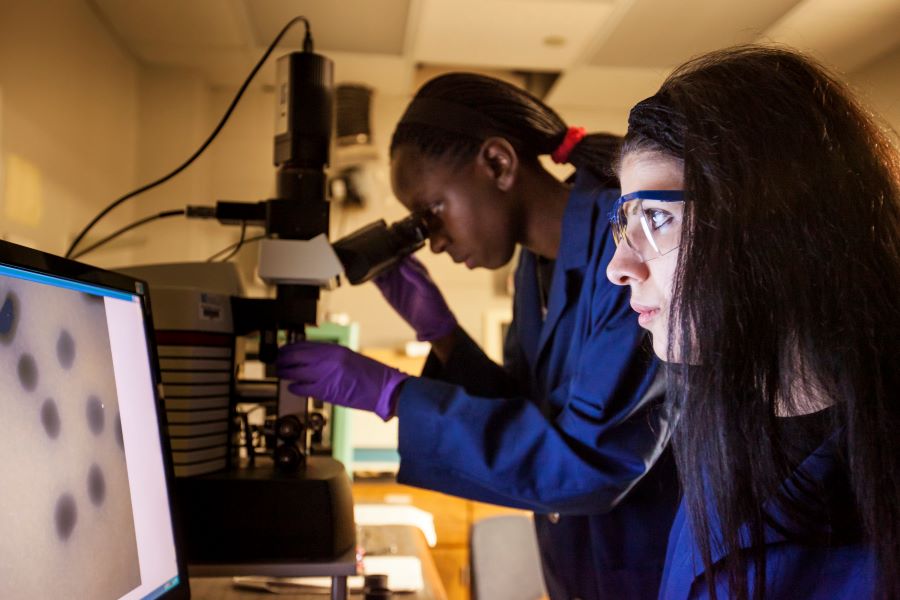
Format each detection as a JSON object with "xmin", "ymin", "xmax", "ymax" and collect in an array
[{"xmin": 610, "ymin": 190, "xmax": 685, "ymax": 261}]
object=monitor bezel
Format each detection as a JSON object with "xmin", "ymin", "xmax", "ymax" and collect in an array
[{"xmin": 0, "ymin": 239, "xmax": 191, "ymax": 600}]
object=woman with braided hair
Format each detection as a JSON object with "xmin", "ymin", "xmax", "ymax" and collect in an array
[
  {"xmin": 280, "ymin": 73, "xmax": 680, "ymax": 599},
  {"xmin": 607, "ymin": 45, "xmax": 900, "ymax": 599}
]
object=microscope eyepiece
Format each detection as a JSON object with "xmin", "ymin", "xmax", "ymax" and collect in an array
[{"xmin": 332, "ymin": 212, "xmax": 430, "ymax": 285}]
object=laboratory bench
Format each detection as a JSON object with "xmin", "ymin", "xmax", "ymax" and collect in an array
[{"xmin": 190, "ymin": 524, "xmax": 446, "ymax": 600}]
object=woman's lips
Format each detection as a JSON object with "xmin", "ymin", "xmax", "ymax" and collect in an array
[
  {"xmin": 452, "ymin": 253, "xmax": 475, "ymax": 268},
  {"xmin": 631, "ymin": 302, "xmax": 660, "ymax": 327}
]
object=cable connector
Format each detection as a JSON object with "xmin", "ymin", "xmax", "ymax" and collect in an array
[
  {"xmin": 185, "ymin": 205, "xmax": 217, "ymax": 219},
  {"xmin": 303, "ymin": 27, "xmax": 314, "ymax": 53}
]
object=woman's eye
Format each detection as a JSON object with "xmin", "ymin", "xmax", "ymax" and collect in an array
[
  {"xmin": 419, "ymin": 202, "xmax": 444, "ymax": 229},
  {"xmin": 645, "ymin": 208, "xmax": 673, "ymax": 230}
]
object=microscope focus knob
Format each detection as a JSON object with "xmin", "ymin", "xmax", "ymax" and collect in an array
[
  {"xmin": 274, "ymin": 442, "xmax": 304, "ymax": 470},
  {"xmin": 275, "ymin": 414, "xmax": 304, "ymax": 442},
  {"xmin": 308, "ymin": 411, "xmax": 326, "ymax": 432}
]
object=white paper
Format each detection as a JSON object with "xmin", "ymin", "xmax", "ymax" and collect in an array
[
  {"xmin": 232, "ymin": 555, "xmax": 424, "ymax": 594},
  {"xmin": 354, "ymin": 504, "xmax": 438, "ymax": 547}
]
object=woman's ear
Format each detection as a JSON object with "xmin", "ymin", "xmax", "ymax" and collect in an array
[{"xmin": 477, "ymin": 137, "xmax": 519, "ymax": 191}]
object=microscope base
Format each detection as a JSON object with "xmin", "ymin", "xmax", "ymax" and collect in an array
[{"xmin": 175, "ymin": 455, "xmax": 356, "ymax": 565}]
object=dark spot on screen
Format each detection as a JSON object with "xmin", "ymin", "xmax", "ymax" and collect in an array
[
  {"xmin": 87, "ymin": 464, "xmax": 106, "ymax": 506},
  {"xmin": 41, "ymin": 398, "xmax": 61, "ymax": 439},
  {"xmin": 57, "ymin": 330, "xmax": 75, "ymax": 369},
  {"xmin": 18, "ymin": 353, "xmax": 38, "ymax": 391},
  {"xmin": 0, "ymin": 293, "xmax": 18, "ymax": 343},
  {"xmin": 55, "ymin": 494, "xmax": 77, "ymax": 541},
  {"xmin": 86, "ymin": 395, "xmax": 105, "ymax": 435},
  {"xmin": 80, "ymin": 291, "xmax": 104, "ymax": 304},
  {"xmin": 114, "ymin": 411, "xmax": 124, "ymax": 450}
]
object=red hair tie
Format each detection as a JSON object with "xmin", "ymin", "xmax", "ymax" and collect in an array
[{"xmin": 551, "ymin": 126, "xmax": 586, "ymax": 164}]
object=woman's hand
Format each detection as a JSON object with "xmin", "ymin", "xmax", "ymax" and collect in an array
[
  {"xmin": 276, "ymin": 341, "xmax": 409, "ymax": 421},
  {"xmin": 373, "ymin": 255, "xmax": 458, "ymax": 342}
]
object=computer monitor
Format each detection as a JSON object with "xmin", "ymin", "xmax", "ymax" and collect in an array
[{"xmin": 0, "ymin": 240, "xmax": 189, "ymax": 599}]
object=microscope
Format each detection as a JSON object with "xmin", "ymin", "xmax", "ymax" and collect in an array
[{"xmin": 121, "ymin": 46, "xmax": 429, "ymax": 577}]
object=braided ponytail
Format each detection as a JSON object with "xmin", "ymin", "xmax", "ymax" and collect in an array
[{"xmin": 390, "ymin": 73, "xmax": 620, "ymax": 185}]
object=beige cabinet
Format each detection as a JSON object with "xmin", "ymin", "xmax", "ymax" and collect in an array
[{"xmin": 352, "ymin": 481, "xmax": 527, "ymax": 600}]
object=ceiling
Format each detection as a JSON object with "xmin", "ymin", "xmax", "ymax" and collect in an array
[{"xmin": 90, "ymin": 0, "xmax": 900, "ymax": 109}]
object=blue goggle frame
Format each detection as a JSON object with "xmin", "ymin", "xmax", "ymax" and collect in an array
[
  {"xmin": 609, "ymin": 190, "xmax": 685, "ymax": 220},
  {"xmin": 609, "ymin": 189, "xmax": 685, "ymax": 260}
]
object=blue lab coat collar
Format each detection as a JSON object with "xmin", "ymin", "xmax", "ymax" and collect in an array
[
  {"xmin": 675, "ymin": 430, "xmax": 855, "ymax": 581},
  {"xmin": 534, "ymin": 171, "xmax": 611, "ymax": 368}
]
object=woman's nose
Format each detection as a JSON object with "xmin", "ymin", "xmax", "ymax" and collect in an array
[
  {"xmin": 607, "ymin": 243, "xmax": 648, "ymax": 286},
  {"xmin": 429, "ymin": 231, "xmax": 449, "ymax": 254}
]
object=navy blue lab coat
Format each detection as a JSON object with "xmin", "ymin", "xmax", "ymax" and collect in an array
[
  {"xmin": 395, "ymin": 172, "xmax": 681, "ymax": 599},
  {"xmin": 659, "ymin": 432, "xmax": 876, "ymax": 599}
]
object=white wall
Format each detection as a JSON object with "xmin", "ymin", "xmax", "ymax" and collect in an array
[
  {"xmin": 114, "ymin": 66, "xmax": 234, "ymax": 267},
  {"xmin": 0, "ymin": 0, "xmax": 139, "ymax": 258},
  {"xmin": 847, "ymin": 44, "xmax": 900, "ymax": 135}
]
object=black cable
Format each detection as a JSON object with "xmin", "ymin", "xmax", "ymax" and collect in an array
[
  {"xmin": 70, "ymin": 209, "xmax": 186, "ymax": 260},
  {"xmin": 65, "ymin": 16, "xmax": 313, "ymax": 259},
  {"xmin": 208, "ymin": 232, "xmax": 265, "ymax": 263},
  {"xmin": 207, "ymin": 231, "xmax": 266, "ymax": 263},
  {"xmin": 217, "ymin": 221, "xmax": 247, "ymax": 262},
  {"xmin": 209, "ymin": 221, "xmax": 246, "ymax": 262}
]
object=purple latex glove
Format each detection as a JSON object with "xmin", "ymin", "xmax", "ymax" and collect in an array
[
  {"xmin": 373, "ymin": 255, "xmax": 457, "ymax": 341},
  {"xmin": 276, "ymin": 341, "xmax": 408, "ymax": 421}
]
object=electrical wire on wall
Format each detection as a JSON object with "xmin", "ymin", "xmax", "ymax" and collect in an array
[
  {"xmin": 205, "ymin": 223, "xmax": 266, "ymax": 263},
  {"xmin": 65, "ymin": 16, "xmax": 315, "ymax": 260},
  {"xmin": 69, "ymin": 209, "xmax": 186, "ymax": 260}
]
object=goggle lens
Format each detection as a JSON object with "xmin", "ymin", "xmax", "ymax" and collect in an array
[{"xmin": 610, "ymin": 190, "xmax": 685, "ymax": 261}]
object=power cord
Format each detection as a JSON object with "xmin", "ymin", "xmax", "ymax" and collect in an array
[
  {"xmin": 70, "ymin": 209, "xmax": 186, "ymax": 260},
  {"xmin": 65, "ymin": 16, "xmax": 314, "ymax": 259},
  {"xmin": 211, "ymin": 221, "xmax": 247, "ymax": 262},
  {"xmin": 206, "ymin": 231, "xmax": 267, "ymax": 262}
]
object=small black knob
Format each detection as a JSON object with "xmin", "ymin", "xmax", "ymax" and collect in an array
[
  {"xmin": 308, "ymin": 411, "xmax": 326, "ymax": 432},
  {"xmin": 275, "ymin": 415, "xmax": 304, "ymax": 442},
  {"xmin": 273, "ymin": 443, "xmax": 304, "ymax": 471},
  {"xmin": 363, "ymin": 574, "xmax": 390, "ymax": 599}
]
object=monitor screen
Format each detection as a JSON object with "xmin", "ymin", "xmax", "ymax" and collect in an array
[{"xmin": 0, "ymin": 242, "xmax": 188, "ymax": 599}]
